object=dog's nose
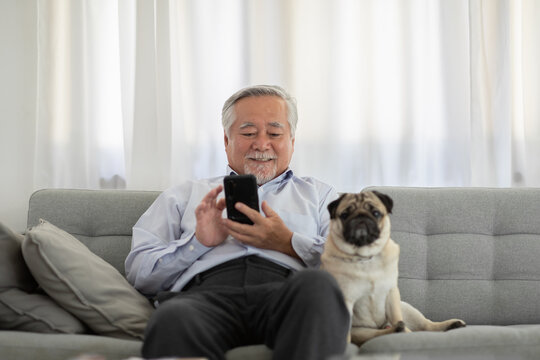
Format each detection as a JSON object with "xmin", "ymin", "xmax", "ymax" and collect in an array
[
  {"xmin": 355, "ymin": 227, "xmax": 368, "ymax": 238},
  {"xmin": 344, "ymin": 217, "xmax": 380, "ymax": 247}
]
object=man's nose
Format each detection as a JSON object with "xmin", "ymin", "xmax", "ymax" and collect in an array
[{"xmin": 252, "ymin": 134, "xmax": 271, "ymax": 150}]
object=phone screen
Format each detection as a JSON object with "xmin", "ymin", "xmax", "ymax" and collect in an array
[{"xmin": 224, "ymin": 174, "xmax": 260, "ymax": 225}]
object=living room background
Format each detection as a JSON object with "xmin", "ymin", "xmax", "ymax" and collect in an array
[{"xmin": 1, "ymin": 0, "xmax": 539, "ymax": 231}]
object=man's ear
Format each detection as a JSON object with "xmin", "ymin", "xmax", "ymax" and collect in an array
[
  {"xmin": 372, "ymin": 191, "xmax": 393, "ymax": 214},
  {"xmin": 327, "ymin": 194, "xmax": 345, "ymax": 219},
  {"xmin": 224, "ymin": 132, "xmax": 229, "ymax": 147}
]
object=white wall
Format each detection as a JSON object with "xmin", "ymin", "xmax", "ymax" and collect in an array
[{"xmin": 0, "ymin": 0, "xmax": 37, "ymax": 232}]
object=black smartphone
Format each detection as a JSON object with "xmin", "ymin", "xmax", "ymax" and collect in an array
[{"xmin": 224, "ymin": 174, "xmax": 260, "ymax": 225}]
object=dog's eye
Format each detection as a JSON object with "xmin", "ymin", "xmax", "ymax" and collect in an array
[
  {"xmin": 340, "ymin": 206, "xmax": 356, "ymax": 220},
  {"xmin": 372, "ymin": 210, "xmax": 382, "ymax": 219},
  {"xmin": 339, "ymin": 209, "xmax": 352, "ymax": 220}
]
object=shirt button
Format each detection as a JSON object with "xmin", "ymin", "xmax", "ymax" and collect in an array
[{"xmin": 189, "ymin": 245, "xmax": 195, "ymax": 251}]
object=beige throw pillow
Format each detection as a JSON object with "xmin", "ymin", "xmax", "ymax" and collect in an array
[
  {"xmin": 0, "ymin": 288, "xmax": 87, "ymax": 333},
  {"xmin": 0, "ymin": 221, "xmax": 85, "ymax": 333},
  {"xmin": 22, "ymin": 220, "xmax": 154, "ymax": 340},
  {"xmin": 0, "ymin": 222, "xmax": 37, "ymax": 291}
]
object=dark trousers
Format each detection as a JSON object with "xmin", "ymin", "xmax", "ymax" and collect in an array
[{"xmin": 142, "ymin": 256, "xmax": 350, "ymax": 360}]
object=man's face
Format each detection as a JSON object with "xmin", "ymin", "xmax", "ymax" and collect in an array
[{"xmin": 224, "ymin": 95, "xmax": 295, "ymax": 185}]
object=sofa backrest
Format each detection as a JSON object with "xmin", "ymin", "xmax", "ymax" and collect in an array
[
  {"xmin": 28, "ymin": 187, "xmax": 540, "ymax": 325},
  {"xmin": 27, "ymin": 189, "xmax": 160, "ymax": 276},
  {"xmin": 367, "ymin": 186, "xmax": 540, "ymax": 326}
]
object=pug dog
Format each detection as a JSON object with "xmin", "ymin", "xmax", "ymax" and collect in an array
[{"xmin": 321, "ymin": 191, "xmax": 466, "ymax": 346}]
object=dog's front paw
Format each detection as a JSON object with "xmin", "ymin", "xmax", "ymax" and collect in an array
[
  {"xmin": 393, "ymin": 321, "xmax": 412, "ymax": 333},
  {"xmin": 394, "ymin": 321, "xmax": 406, "ymax": 333},
  {"xmin": 445, "ymin": 320, "xmax": 466, "ymax": 331}
]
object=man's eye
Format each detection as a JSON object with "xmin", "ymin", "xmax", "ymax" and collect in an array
[
  {"xmin": 241, "ymin": 133, "xmax": 255, "ymax": 137},
  {"xmin": 269, "ymin": 133, "xmax": 282, "ymax": 138}
]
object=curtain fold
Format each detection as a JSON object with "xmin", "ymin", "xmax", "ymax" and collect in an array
[
  {"xmin": 35, "ymin": 0, "xmax": 125, "ymax": 189},
  {"xmin": 469, "ymin": 0, "xmax": 540, "ymax": 187},
  {"xmin": 33, "ymin": 0, "xmax": 540, "ymax": 193}
]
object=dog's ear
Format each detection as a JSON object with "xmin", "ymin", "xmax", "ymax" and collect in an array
[
  {"xmin": 372, "ymin": 191, "xmax": 393, "ymax": 214},
  {"xmin": 328, "ymin": 194, "xmax": 346, "ymax": 219}
]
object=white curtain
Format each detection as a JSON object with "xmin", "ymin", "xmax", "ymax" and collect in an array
[{"xmin": 34, "ymin": 0, "xmax": 540, "ymax": 194}]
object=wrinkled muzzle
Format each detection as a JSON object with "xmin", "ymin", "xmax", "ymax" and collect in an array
[{"xmin": 343, "ymin": 216, "xmax": 380, "ymax": 247}]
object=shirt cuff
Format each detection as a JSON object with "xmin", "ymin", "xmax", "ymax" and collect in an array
[{"xmin": 186, "ymin": 236, "xmax": 213, "ymax": 259}]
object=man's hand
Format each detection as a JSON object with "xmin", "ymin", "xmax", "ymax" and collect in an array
[
  {"xmin": 222, "ymin": 201, "xmax": 298, "ymax": 259},
  {"xmin": 195, "ymin": 185, "xmax": 228, "ymax": 247}
]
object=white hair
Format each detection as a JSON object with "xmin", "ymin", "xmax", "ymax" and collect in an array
[{"xmin": 221, "ymin": 85, "xmax": 298, "ymax": 138}]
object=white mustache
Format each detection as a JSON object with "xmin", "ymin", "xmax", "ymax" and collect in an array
[{"xmin": 245, "ymin": 152, "xmax": 277, "ymax": 161}]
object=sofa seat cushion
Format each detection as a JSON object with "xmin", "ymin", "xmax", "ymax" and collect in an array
[
  {"xmin": 0, "ymin": 330, "xmax": 141, "ymax": 360},
  {"xmin": 22, "ymin": 220, "xmax": 154, "ymax": 340},
  {"xmin": 225, "ymin": 343, "xmax": 360, "ymax": 360},
  {"xmin": 358, "ymin": 325, "xmax": 540, "ymax": 354}
]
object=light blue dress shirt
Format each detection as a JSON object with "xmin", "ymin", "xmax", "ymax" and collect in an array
[{"xmin": 125, "ymin": 167, "xmax": 338, "ymax": 297}]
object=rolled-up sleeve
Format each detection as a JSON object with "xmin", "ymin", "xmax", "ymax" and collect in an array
[
  {"xmin": 290, "ymin": 184, "xmax": 338, "ymax": 268},
  {"xmin": 125, "ymin": 183, "xmax": 211, "ymax": 296}
]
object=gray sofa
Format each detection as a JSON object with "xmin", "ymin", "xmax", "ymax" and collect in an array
[
  {"xmin": 1, "ymin": 187, "xmax": 540, "ymax": 360},
  {"xmin": 355, "ymin": 186, "xmax": 540, "ymax": 359}
]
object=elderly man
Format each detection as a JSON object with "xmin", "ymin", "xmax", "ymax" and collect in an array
[{"xmin": 125, "ymin": 85, "xmax": 349, "ymax": 360}]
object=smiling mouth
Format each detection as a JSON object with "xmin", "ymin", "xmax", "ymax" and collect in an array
[
  {"xmin": 248, "ymin": 157, "xmax": 275, "ymax": 162},
  {"xmin": 245, "ymin": 153, "xmax": 277, "ymax": 162}
]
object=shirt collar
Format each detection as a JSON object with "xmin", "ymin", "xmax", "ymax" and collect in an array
[{"xmin": 225, "ymin": 166, "xmax": 294, "ymax": 186}]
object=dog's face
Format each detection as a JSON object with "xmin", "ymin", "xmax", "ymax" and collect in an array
[{"xmin": 327, "ymin": 191, "xmax": 393, "ymax": 258}]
